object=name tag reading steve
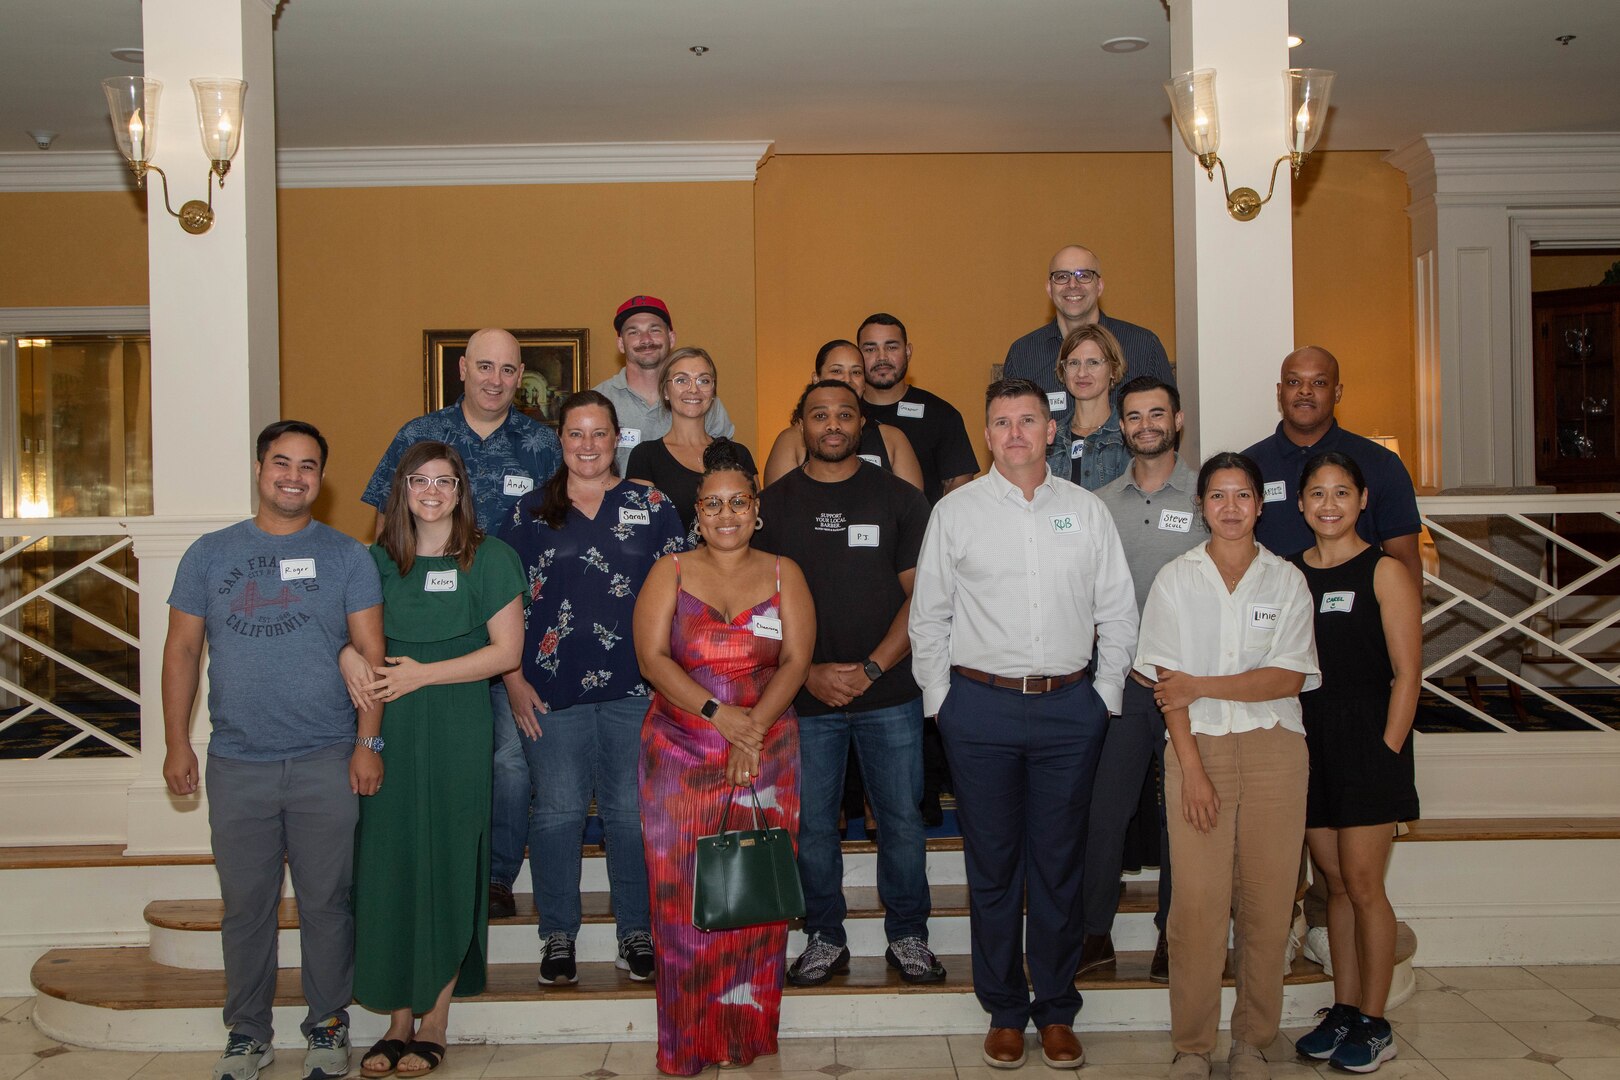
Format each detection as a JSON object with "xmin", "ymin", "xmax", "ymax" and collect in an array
[
  {"xmin": 425, "ymin": 569, "xmax": 458, "ymax": 592},
  {"xmin": 1263, "ymin": 481, "xmax": 1287, "ymax": 503},
  {"xmin": 848, "ymin": 524, "xmax": 880, "ymax": 547},
  {"xmin": 896, "ymin": 401, "xmax": 925, "ymax": 419},
  {"xmin": 619, "ymin": 507, "xmax": 650, "ymax": 526},
  {"xmin": 1248, "ymin": 604, "xmax": 1281, "ymax": 628},
  {"xmin": 1320, "ymin": 590, "xmax": 1355, "ymax": 613},
  {"xmin": 1047, "ymin": 391, "xmax": 1068, "ymax": 412},
  {"xmin": 1049, "ymin": 513, "xmax": 1078, "ymax": 534},
  {"xmin": 749, "ymin": 615, "xmax": 782, "ymax": 640},
  {"xmin": 1158, "ymin": 508, "xmax": 1193, "ymax": 533},
  {"xmin": 617, "ymin": 428, "xmax": 642, "ymax": 449},
  {"xmin": 280, "ymin": 558, "xmax": 315, "ymax": 581},
  {"xmin": 503, "ymin": 474, "xmax": 534, "ymax": 496}
]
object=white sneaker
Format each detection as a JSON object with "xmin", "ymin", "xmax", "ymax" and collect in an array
[{"xmin": 1303, "ymin": 924, "xmax": 1333, "ymax": 976}]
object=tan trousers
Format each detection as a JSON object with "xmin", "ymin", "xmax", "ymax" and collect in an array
[{"xmin": 1165, "ymin": 724, "xmax": 1308, "ymax": 1054}]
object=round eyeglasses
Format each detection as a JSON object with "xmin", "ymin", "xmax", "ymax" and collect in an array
[{"xmin": 698, "ymin": 493, "xmax": 756, "ymax": 516}]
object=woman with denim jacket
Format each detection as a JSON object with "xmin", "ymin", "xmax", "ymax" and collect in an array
[{"xmin": 1045, "ymin": 324, "xmax": 1131, "ymax": 490}]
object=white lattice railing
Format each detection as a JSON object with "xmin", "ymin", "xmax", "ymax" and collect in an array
[
  {"xmin": 0, "ymin": 518, "xmax": 141, "ymax": 759},
  {"xmin": 1420, "ymin": 492, "xmax": 1620, "ymax": 734}
]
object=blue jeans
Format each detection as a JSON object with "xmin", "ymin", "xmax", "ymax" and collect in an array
[
  {"xmin": 489, "ymin": 681, "xmax": 531, "ymax": 889},
  {"xmin": 797, "ymin": 698, "xmax": 930, "ymax": 945},
  {"xmin": 522, "ymin": 695, "xmax": 651, "ymax": 937}
]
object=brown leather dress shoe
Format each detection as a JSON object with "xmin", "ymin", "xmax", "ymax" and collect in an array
[
  {"xmin": 488, "ymin": 882, "xmax": 516, "ymax": 919},
  {"xmin": 1075, "ymin": 933, "xmax": 1115, "ymax": 977},
  {"xmin": 982, "ymin": 1027, "xmax": 1027, "ymax": 1069},
  {"xmin": 1150, "ymin": 928, "xmax": 1170, "ymax": 983},
  {"xmin": 1038, "ymin": 1025, "xmax": 1085, "ymax": 1069}
]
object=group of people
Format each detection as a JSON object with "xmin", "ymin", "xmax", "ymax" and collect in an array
[{"xmin": 161, "ymin": 243, "xmax": 1423, "ymax": 1080}]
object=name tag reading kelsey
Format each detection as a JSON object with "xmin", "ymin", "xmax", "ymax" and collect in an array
[
  {"xmin": 1158, "ymin": 508, "xmax": 1193, "ymax": 533},
  {"xmin": 280, "ymin": 558, "xmax": 315, "ymax": 581},
  {"xmin": 897, "ymin": 401, "xmax": 926, "ymax": 419},
  {"xmin": 619, "ymin": 507, "xmax": 650, "ymax": 526},
  {"xmin": 1248, "ymin": 604, "xmax": 1281, "ymax": 629},
  {"xmin": 425, "ymin": 569, "xmax": 458, "ymax": 592},
  {"xmin": 1320, "ymin": 590, "xmax": 1355, "ymax": 614},
  {"xmin": 1047, "ymin": 391, "xmax": 1069, "ymax": 412},
  {"xmin": 848, "ymin": 524, "xmax": 880, "ymax": 547},
  {"xmin": 1050, "ymin": 513, "xmax": 1078, "ymax": 534},
  {"xmin": 1263, "ymin": 480, "xmax": 1287, "ymax": 503},
  {"xmin": 749, "ymin": 615, "xmax": 782, "ymax": 640},
  {"xmin": 618, "ymin": 427, "xmax": 642, "ymax": 449},
  {"xmin": 503, "ymin": 474, "xmax": 534, "ymax": 497}
]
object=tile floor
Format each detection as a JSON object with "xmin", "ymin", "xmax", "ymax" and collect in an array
[{"xmin": 2, "ymin": 966, "xmax": 1618, "ymax": 1079}]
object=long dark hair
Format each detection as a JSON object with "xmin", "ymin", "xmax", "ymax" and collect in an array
[
  {"xmin": 379, "ymin": 441, "xmax": 483, "ymax": 575},
  {"xmin": 534, "ymin": 390, "xmax": 621, "ymax": 530}
]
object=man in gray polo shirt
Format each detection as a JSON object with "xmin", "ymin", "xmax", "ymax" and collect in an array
[{"xmin": 1084, "ymin": 376, "xmax": 1201, "ymax": 987}]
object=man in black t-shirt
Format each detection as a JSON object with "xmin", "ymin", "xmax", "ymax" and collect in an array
[
  {"xmin": 755, "ymin": 380, "xmax": 944, "ymax": 989},
  {"xmin": 858, "ymin": 312, "xmax": 980, "ymax": 505}
]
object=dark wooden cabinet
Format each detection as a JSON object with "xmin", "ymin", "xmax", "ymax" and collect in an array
[{"xmin": 1534, "ymin": 284, "xmax": 1620, "ymax": 488}]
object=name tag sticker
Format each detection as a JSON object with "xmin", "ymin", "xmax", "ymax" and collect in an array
[
  {"xmin": 1047, "ymin": 391, "xmax": 1069, "ymax": 412},
  {"xmin": 619, "ymin": 507, "xmax": 650, "ymax": 526},
  {"xmin": 1158, "ymin": 508, "xmax": 1193, "ymax": 533},
  {"xmin": 857, "ymin": 453, "xmax": 881, "ymax": 466},
  {"xmin": 1263, "ymin": 480, "xmax": 1287, "ymax": 503},
  {"xmin": 1320, "ymin": 590, "xmax": 1355, "ymax": 614},
  {"xmin": 897, "ymin": 401, "xmax": 926, "ymax": 419},
  {"xmin": 1050, "ymin": 513, "xmax": 1078, "ymax": 534},
  {"xmin": 280, "ymin": 558, "xmax": 315, "ymax": 581},
  {"xmin": 1070, "ymin": 441, "xmax": 1085, "ymax": 460},
  {"xmin": 749, "ymin": 615, "xmax": 783, "ymax": 640},
  {"xmin": 425, "ymin": 569, "xmax": 458, "ymax": 592},
  {"xmin": 617, "ymin": 427, "xmax": 642, "ymax": 449},
  {"xmin": 503, "ymin": 474, "xmax": 534, "ymax": 496},
  {"xmin": 848, "ymin": 524, "xmax": 880, "ymax": 547},
  {"xmin": 1248, "ymin": 604, "xmax": 1281, "ymax": 629}
]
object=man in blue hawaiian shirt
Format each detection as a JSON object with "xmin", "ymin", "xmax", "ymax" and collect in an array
[{"xmin": 363, "ymin": 327, "xmax": 562, "ymax": 919}]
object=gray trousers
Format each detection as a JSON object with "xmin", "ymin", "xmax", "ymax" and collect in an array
[
  {"xmin": 207, "ymin": 742, "xmax": 357, "ymax": 1043},
  {"xmin": 1081, "ymin": 678, "xmax": 1172, "ymax": 935}
]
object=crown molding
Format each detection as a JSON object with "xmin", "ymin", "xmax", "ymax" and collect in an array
[{"xmin": 0, "ymin": 141, "xmax": 775, "ymax": 192}]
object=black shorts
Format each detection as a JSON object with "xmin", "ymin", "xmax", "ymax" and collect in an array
[{"xmin": 1303, "ymin": 694, "xmax": 1419, "ymax": 829}]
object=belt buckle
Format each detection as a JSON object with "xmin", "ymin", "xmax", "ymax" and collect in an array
[{"xmin": 1021, "ymin": 675, "xmax": 1045, "ymax": 695}]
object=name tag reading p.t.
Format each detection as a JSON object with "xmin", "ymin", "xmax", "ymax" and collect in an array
[
  {"xmin": 1248, "ymin": 604, "xmax": 1281, "ymax": 628},
  {"xmin": 617, "ymin": 427, "xmax": 643, "ymax": 449},
  {"xmin": 619, "ymin": 507, "xmax": 650, "ymax": 526},
  {"xmin": 1050, "ymin": 513, "xmax": 1078, "ymax": 534},
  {"xmin": 896, "ymin": 401, "xmax": 926, "ymax": 419},
  {"xmin": 1047, "ymin": 391, "xmax": 1069, "ymax": 413},
  {"xmin": 749, "ymin": 615, "xmax": 782, "ymax": 640},
  {"xmin": 280, "ymin": 558, "xmax": 315, "ymax": 581},
  {"xmin": 1158, "ymin": 509, "xmax": 1193, "ymax": 533},
  {"xmin": 503, "ymin": 474, "xmax": 534, "ymax": 497},
  {"xmin": 848, "ymin": 524, "xmax": 880, "ymax": 547},
  {"xmin": 1262, "ymin": 481, "xmax": 1287, "ymax": 503},
  {"xmin": 1320, "ymin": 590, "xmax": 1355, "ymax": 614},
  {"xmin": 425, "ymin": 569, "xmax": 458, "ymax": 592}
]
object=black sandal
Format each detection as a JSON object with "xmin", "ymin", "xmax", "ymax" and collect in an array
[
  {"xmin": 360, "ymin": 1037, "xmax": 409, "ymax": 1078},
  {"xmin": 397, "ymin": 1040, "xmax": 446, "ymax": 1078}
]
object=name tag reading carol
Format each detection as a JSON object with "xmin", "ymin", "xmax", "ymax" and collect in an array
[
  {"xmin": 280, "ymin": 558, "xmax": 315, "ymax": 581},
  {"xmin": 424, "ymin": 570, "xmax": 458, "ymax": 592},
  {"xmin": 1320, "ymin": 590, "xmax": 1355, "ymax": 613},
  {"xmin": 749, "ymin": 615, "xmax": 782, "ymax": 640}
]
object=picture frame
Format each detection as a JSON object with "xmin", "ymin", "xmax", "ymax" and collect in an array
[{"xmin": 424, "ymin": 328, "xmax": 589, "ymax": 426}]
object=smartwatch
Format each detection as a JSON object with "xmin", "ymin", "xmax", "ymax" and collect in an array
[
  {"xmin": 862, "ymin": 659, "xmax": 883, "ymax": 682},
  {"xmin": 355, "ymin": 735, "xmax": 385, "ymax": 753},
  {"xmin": 700, "ymin": 698, "xmax": 721, "ymax": 720}
]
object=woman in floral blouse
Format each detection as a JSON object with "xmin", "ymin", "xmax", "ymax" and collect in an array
[{"xmin": 500, "ymin": 390, "xmax": 687, "ymax": 987}]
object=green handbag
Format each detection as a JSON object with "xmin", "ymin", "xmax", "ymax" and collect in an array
[{"xmin": 692, "ymin": 781, "xmax": 805, "ymax": 931}]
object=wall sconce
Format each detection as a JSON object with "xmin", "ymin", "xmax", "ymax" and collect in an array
[
  {"xmin": 1164, "ymin": 67, "xmax": 1334, "ymax": 221},
  {"xmin": 101, "ymin": 75, "xmax": 246, "ymax": 235}
]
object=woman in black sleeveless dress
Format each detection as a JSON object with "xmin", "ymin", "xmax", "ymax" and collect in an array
[{"xmin": 1288, "ymin": 451, "xmax": 1422, "ymax": 1074}]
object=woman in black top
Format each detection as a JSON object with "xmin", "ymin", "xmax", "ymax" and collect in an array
[
  {"xmin": 1288, "ymin": 451, "xmax": 1421, "ymax": 1074},
  {"xmin": 626, "ymin": 347, "xmax": 757, "ymax": 534}
]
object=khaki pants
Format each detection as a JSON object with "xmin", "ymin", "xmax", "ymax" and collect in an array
[{"xmin": 1164, "ymin": 724, "xmax": 1307, "ymax": 1054}]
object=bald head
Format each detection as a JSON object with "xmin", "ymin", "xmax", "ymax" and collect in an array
[
  {"xmin": 1046, "ymin": 245, "xmax": 1105, "ymax": 328},
  {"xmin": 467, "ymin": 327, "xmax": 521, "ymax": 360},
  {"xmin": 1283, "ymin": 345, "xmax": 1339, "ymax": 383},
  {"xmin": 1276, "ymin": 345, "xmax": 1343, "ymax": 443},
  {"xmin": 460, "ymin": 328, "xmax": 523, "ymax": 423}
]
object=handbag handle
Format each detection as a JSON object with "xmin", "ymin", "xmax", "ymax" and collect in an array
[{"xmin": 712, "ymin": 780, "xmax": 766, "ymax": 836}]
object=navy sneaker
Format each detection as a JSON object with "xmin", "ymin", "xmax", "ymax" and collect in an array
[
  {"xmin": 1330, "ymin": 1017, "xmax": 1397, "ymax": 1073},
  {"xmin": 1296, "ymin": 1003, "xmax": 1359, "ymax": 1060}
]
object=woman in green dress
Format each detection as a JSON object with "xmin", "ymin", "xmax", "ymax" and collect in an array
[{"xmin": 346, "ymin": 440, "xmax": 526, "ymax": 1079}]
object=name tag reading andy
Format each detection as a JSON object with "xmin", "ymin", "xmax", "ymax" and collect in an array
[
  {"xmin": 1158, "ymin": 508, "xmax": 1193, "ymax": 533},
  {"xmin": 897, "ymin": 401, "xmax": 926, "ymax": 419},
  {"xmin": 1047, "ymin": 391, "xmax": 1069, "ymax": 412},
  {"xmin": 1050, "ymin": 513, "xmax": 1078, "ymax": 534},
  {"xmin": 425, "ymin": 569, "xmax": 458, "ymax": 592},
  {"xmin": 617, "ymin": 427, "xmax": 642, "ymax": 449},
  {"xmin": 503, "ymin": 474, "xmax": 534, "ymax": 497},
  {"xmin": 849, "ymin": 524, "xmax": 880, "ymax": 547},
  {"xmin": 749, "ymin": 615, "xmax": 783, "ymax": 640},
  {"xmin": 1320, "ymin": 590, "xmax": 1355, "ymax": 614},
  {"xmin": 1248, "ymin": 604, "xmax": 1281, "ymax": 629},
  {"xmin": 1262, "ymin": 481, "xmax": 1287, "ymax": 503},
  {"xmin": 858, "ymin": 454, "xmax": 881, "ymax": 466},
  {"xmin": 619, "ymin": 507, "xmax": 650, "ymax": 526},
  {"xmin": 280, "ymin": 558, "xmax": 316, "ymax": 581}
]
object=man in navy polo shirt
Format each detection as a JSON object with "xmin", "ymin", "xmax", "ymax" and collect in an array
[
  {"xmin": 1243, "ymin": 345, "xmax": 1422, "ymax": 583},
  {"xmin": 363, "ymin": 326, "xmax": 561, "ymax": 919}
]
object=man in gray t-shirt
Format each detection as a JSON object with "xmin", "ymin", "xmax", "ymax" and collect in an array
[
  {"xmin": 1084, "ymin": 377, "xmax": 1202, "ymax": 985},
  {"xmin": 163, "ymin": 420, "xmax": 384, "ymax": 1080}
]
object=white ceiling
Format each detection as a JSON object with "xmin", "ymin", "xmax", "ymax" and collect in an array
[{"xmin": 2, "ymin": 0, "xmax": 1616, "ymax": 157}]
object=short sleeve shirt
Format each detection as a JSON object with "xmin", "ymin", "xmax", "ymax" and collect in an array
[
  {"xmin": 167, "ymin": 518, "xmax": 383, "ymax": 761},
  {"xmin": 362, "ymin": 399, "xmax": 562, "ymax": 532},
  {"xmin": 1002, "ymin": 313, "xmax": 1176, "ymax": 421},
  {"xmin": 861, "ymin": 386, "xmax": 979, "ymax": 505},
  {"xmin": 594, "ymin": 369, "xmax": 735, "ymax": 477},
  {"xmin": 1095, "ymin": 456, "xmax": 1204, "ymax": 614}
]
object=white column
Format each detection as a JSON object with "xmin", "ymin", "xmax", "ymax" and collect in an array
[
  {"xmin": 1168, "ymin": 0, "xmax": 1296, "ymax": 461},
  {"xmin": 126, "ymin": 0, "xmax": 280, "ymax": 854}
]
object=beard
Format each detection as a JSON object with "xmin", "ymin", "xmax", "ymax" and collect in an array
[{"xmin": 807, "ymin": 430, "xmax": 859, "ymax": 463}]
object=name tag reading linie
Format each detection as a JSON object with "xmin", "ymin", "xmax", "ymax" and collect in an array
[
  {"xmin": 279, "ymin": 558, "xmax": 316, "ymax": 581},
  {"xmin": 848, "ymin": 524, "xmax": 880, "ymax": 547},
  {"xmin": 619, "ymin": 507, "xmax": 650, "ymax": 526},
  {"xmin": 618, "ymin": 427, "xmax": 643, "ymax": 449},
  {"xmin": 896, "ymin": 401, "xmax": 926, "ymax": 419},
  {"xmin": 1262, "ymin": 481, "xmax": 1287, "ymax": 503},
  {"xmin": 1158, "ymin": 508, "xmax": 1193, "ymax": 533},
  {"xmin": 1248, "ymin": 604, "xmax": 1281, "ymax": 629},
  {"xmin": 1047, "ymin": 391, "xmax": 1068, "ymax": 412},
  {"xmin": 1049, "ymin": 513, "xmax": 1078, "ymax": 534},
  {"xmin": 1320, "ymin": 590, "xmax": 1355, "ymax": 614},
  {"xmin": 425, "ymin": 569, "xmax": 458, "ymax": 592},
  {"xmin": 503, "ymin": 474, "xmax": 534, "ymax": 496},
  {"xmin": 749, "ymin": 614, "xmax": 783, "ymax": 640}
]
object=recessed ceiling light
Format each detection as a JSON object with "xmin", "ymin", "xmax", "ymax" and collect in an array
[
  {"xmin": 689, "ymin": 45, "xmax": 710, "ymax": 56},
  {"xmin": 1101, "ymin": 36, "xmax": 1149, "ymax": 54},
  {"xmin": 1287, "ymin": 35, "xmax": 1304, "ymax": 48},
  {"xmin": 110, "ymin": 47, "xmax": 144, "ymax": 63}
]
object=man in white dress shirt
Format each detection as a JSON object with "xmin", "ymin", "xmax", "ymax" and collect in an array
[{"xmin": 910, "ymin": 378, "xmax": 1139, "ymax": 1071}]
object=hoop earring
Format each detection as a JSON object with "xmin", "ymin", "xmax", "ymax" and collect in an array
[{"xmin": 754, "ymin": 516, "xmax": 764, "ymax": 531}]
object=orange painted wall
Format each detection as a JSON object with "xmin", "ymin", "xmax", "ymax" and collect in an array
[{"xmin": 0, "ymin": 191, "xmax": 149, "ymax": 306}]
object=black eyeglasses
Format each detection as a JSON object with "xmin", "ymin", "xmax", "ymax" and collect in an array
[
  {"xmin": 697, "ymin": 493, "xmax": 756, "ymax": 516},
  {"xmin": 1049, "ymin": 269, "xmax": 1101, "ymax": 286}
]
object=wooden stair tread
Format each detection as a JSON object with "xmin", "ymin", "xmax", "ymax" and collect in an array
[
  {"xmin": 39, "ymin": 928, "xmax": 1425, "ymax": 1010},
  {"xmin": 1400, "ymin": 817, "xmax": 1620, "ymax": 842}
]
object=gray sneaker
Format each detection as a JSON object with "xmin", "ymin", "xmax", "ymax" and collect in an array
[
  {"xmin": 213, "ymin": 1032, "xmax": 274, "ymax": 1080},
  {"xmin": 787, "ymin": 931, "xmax": 851, "ymax": 986},
  {"xmin": 303, "ymin": 1016, "xmax": 351, "ymax": 1079},
  {"xmin": 885, "ymin": 935, "xmax": 946, "ymax": 983}
]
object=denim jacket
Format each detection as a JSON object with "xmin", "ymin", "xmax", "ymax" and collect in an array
[{"xmin": 1047, "ymin": 410, "xmax": 1129, "ymax": 491}]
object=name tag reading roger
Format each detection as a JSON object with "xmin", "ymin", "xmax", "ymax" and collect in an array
[
  {"xmin": 848, "ymin": 524, "xmax": 880, "ymax": 547},
  {"xmin": 617, "ymin": 427, "xmax": 642, "ymax": 449},
  {"xmin": 279, "ymin": 558, "xmax": 315, "ymax": 581},
  {"xmin": 897, "ymin": 401, "xmax": 926, "ymax": 419},
  {"xmin": 1050, "ymin": 513, "xmax": 1078, "ymax": 534},
  {"xmin": 1158, "ymin": 508, "xmax": 1193, "ymax": 533},
  {"xmin": 1262, "ymin": 480, "xmax": 1287, "ymax": 503},
  {"xmin": 1320, "ymin": 590, "xmax": 1355, "ymax": 614},
  {"xmin": 1047, "ymin": 391, "xmax": 1069, "ymax": 412},
  {"xmin": 1248, "ymin": 604, "xmax": 1281, "ymax": 629},
  {"xmin": 425, "ymin": 569, "xmax": 458, "ymax": 592},
  {"xmin": 749, "ymin": 615, "xmax": 782, "ymax": 640},
  {"xmin": 619, "ymin": 507, "xmax": 650, "ymax": 526},
  {"xmin": 503, "ymin": 474, "xmax": 534, "ymax": 497},
  {"xmin": 858, "ymin": 454, "xmax": 881, "ymax": 466}
]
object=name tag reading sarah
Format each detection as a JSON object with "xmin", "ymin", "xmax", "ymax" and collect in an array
[
  {"xmin": 1050, "ymin": 513, "xmax": 1078, "ymax": 534},
  {"xmin": 848, "ymin": 524, "xmax": 880, "ymax": 547},
  {"xmin": 503, "ymin": 474, "xmax": 534, "ymax": 497},
  {"xmin": 1320, "ymin": 590, "xmax": 1355, "ymax": 614},
  {"xmin": 1262, "ymin": 481, "xmax": 1287, "ymax": 503},
  {"xmin": 1158, "ymin": 509, "xmax": 1193, "ymax": 533},
  {"xmin": 617, "ymin": 427, "xmax": 642, "ymax": 449},
  {"xmin": 619, "ymin": 507, "xmax": 650, "ymax": 526},
  {"xmin": 897, "ymin": 401, "xmax": 926, "ymax": 419},
  {"xmin": 279, "ymin": 558, "xmax": 315, "ymax": 581},
  {"xmin": 1248, "ymin": 604, "xmax": 1281, "ymax": 629},
  {"xmin": 749, "ymin": 615, "xmax": 782, "ymax": 640},
  {"xmin": 425, "ymin": 569, "xmax": 458, "ymax": 592},
  {"xmin": 1047, "ymin": 391, "xmax": 1069, "ymax": 412}
]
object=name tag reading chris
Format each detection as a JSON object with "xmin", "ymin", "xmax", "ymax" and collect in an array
[
  {"xmin": 749, "ymin": 615, "xmax": 783, "ymax": 640},
  {"xmin": 1262, "ymin": 481, "xmax": 1287, "ymax": 503},
  {"xmin": 1047, "ymin": 391, "xmax": 1069, "ymax": 412},
  {"xmin": 848, "ymin": 524, "xmax": 880, "ymax": 547},
  {"xmin": 896, "ymin": 401, "xmax": 926, "ymax": 419},
  {"xmin": 503, "ymin": 474, "xmax": 534, "ymax": 496},
  {"xmin": 425, "ymin": 569, "xmax": 458, "ymax": 592},
  {"xmin": 279, "ymin": 558, "xmax": 315, "ymax": 581},
  {"xmin": 1158, "ymin": 508, "xmax": 1193, "ymax": 533},
  {"xmin": 1320, "ymin": 590, "xmax": 1355, "ymax": 613},
  {"xmin": 617, "ymin": 427, "xmax": 642, "ymax": 449},
  {"xmin": 619, "ymin": 507, "xmax": 650, "ymax": 526},
  {"xmin": 1248, "ymin": 604, "xmax": 1281, "ymax": 629},
  {"xmin": 1050, "ymin": 513, "xmax": 1078, "ymax": 534}
]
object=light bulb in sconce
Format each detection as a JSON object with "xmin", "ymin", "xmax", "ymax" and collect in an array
[
  {"xmin": 128, "ymin": 110, "xmax": 145, "ymax": 162},
  {"xmin": 1293, "ymin": 102, "xmax": 1310, "ymax": 155}
]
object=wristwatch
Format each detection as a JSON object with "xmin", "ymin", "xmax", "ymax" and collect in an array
[
  {"xmin": 862, "ymin": 659, "xmax": 883, "ymax": 682},
  {"xmin": 355, "ymin": 735, "xmax": 384, "ymax": 753},
  {"xmin": 700, "ymin": 699, "xmax": 720, "ymax": 720}
]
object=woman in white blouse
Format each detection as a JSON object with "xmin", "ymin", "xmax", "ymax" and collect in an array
[{"xmin": 1134, "ymin": 452, "xmax": 1321, "ymax": 1080}]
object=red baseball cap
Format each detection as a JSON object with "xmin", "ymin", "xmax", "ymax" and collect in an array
[{"xmin": 614, "ymin": 294, "xmax": 673, "ymax": 332}]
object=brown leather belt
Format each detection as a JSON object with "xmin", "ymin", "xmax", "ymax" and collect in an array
[{"xmin": 951, "ymin": 666, "xmax": 1088, "ymax": 695}]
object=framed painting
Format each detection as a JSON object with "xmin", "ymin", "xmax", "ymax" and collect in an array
[{"xmin": 424, "ymin": 328, "xmax": 589, "ymax": 426}]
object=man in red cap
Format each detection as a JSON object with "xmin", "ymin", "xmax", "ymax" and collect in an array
[{"xmin": 593, "ymin": 295, "xmax": 734, "ymax": 475}]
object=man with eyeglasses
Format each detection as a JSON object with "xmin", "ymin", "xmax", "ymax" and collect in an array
[
  {"xmin": 362, "ymin": 327, "xmax": 561, "ymax": 921},
  {"xmin": 754, "ymin": 379, "xmax": 942, "ymax": 989},
  {"xmin": 593, "ymin": 294, "xmax": 735, "ymax": 476},
  {"xmin": 1003, "ymin": 246, "xmax": 1175, "ymax": 425}
]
